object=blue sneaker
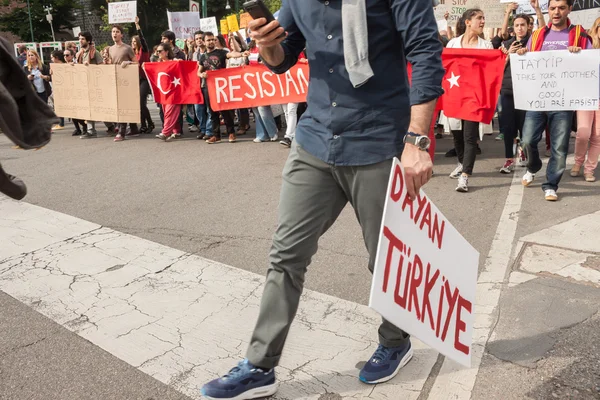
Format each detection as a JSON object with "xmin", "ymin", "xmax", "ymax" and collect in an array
[
  {"xmin": 201, "ymin": 359, "xmax": 278, "ymax": 400},
  {"xmin": 359, "ymin": 341, "xmax": 413, "ymax": 384}
]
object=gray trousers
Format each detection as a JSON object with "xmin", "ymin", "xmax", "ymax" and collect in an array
[{"xmin": 246, "ymin": 142, "xmax": 409, "ymax": 369}]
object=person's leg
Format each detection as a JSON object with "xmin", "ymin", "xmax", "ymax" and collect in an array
[
  {"xmin": 521, "ymin": 111, "xmax": 546, "ymax": 175},
  {"xmin": 451, "ymin": 128, "xmax": 465, "ymax": 165},
  {"xmin": 584, "ymin": 111, "xmax": 600, "ymax": 176},
  {"xmin": 161, "ymin": 104, "xmax": 178, "ymax": 136},
  {"xmin": 141, "ymin": 80, "xmax": 153, "ymax": 130},
  {"xmin": 574, "ymin": 110, "xmax": 593, "ymax": 169},
  {"xmin": 202, "ymin": 87, "xmax": 214, "ymax": 137},
  {"xmin": 246, "ymin": 142, "xmax": 348, "ymax": 369},
  {"xmin": 237, "ymin": 108, "xmax": 250, "ymax": 134},
  {"xmin": 500, "ymin": 95, "xmax": 517, "ymax": 159},
  {"xmin": 221, "ymin": 109, "xmax": 236, "ymax": 134},
  {"xmin": 253, "ymin": 107, "xmax": 269, "ymax": 141},
  {"xmin": 461, "ymin": 120, "xmax": 479, "ymax": 176},
  {"xmin": 86, "ymin": 121, "xmax": 96, "ymax": 135},
  {"xmin": 158, "ymin": 104, "xmax": 164, "ymax": 125},
  {"xmin": 257, "ymin": 106, "xmax": 278, "ymax": 139},
  {"xmin": 335, "ymin": 160, "xmax": 410, "ymax": 348},
  {"xmin": 194, "ymin": 104, "xmax": 207, "ymax": 136},
  {"xmin": 284, "ymin": 103, "xmax": 298, "ymax": 139},
  {"xmin": 543, "ymin": 111, "xmax": 573, "ymax": 192}
]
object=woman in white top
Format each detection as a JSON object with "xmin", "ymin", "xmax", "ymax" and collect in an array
[{"xmin": 445, "ymin": 9, "xmax": 493, "ymax": 193}]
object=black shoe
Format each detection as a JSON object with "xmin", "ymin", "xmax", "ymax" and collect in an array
[
  {"xmin": 435, "ymin": 133, "xmax": 443, "ymax": 139},
  {"xmin": 476, "ymin": 145, "xmax": 482, "ymax": 155},
  {"xmin": 72, "ymin": 130, "xmax": 82, "ymax": 136},
  {"xmin": 445, "ymin": 148, "xmax": 457, "ymax": 157},
  {"xmin": 0, "ymin": 164, "xmax": 27, "ymax": 200},
  {"xmin": 280, "ymin": 137, "xmax": 292, "ymax": 147}
]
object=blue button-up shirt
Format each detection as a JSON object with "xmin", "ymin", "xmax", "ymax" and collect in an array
[{"xmin": 266, "ymin": 0, "xmax": 444, "ymax": 166}]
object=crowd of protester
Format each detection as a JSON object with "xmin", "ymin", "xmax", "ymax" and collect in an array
[{"xmin": 20, "ymin": 0, "xmax": 600, "ymax": 201}]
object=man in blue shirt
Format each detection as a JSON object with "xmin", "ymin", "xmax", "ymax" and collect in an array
[{"xmin": 201, "ymin": 1, "xmax": 444, "ymax": 399}]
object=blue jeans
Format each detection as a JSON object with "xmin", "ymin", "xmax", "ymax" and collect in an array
[
  {"xmin": 194, "ymin": 103, "xmax": 209, "ymax": 135},
  {"xmin": 521, "ymin": 110, "xmax": 573, "ymax": 192},
  {"xmin": 254, "ymin": 106, "xmax": 278, "ymax": 141},
  {"xmin": 201, "ymin": 86, "xmax": 214, "ymax": 137}
]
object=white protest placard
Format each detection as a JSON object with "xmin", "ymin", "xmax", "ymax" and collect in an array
[
  {"xmin": 108, "ymin": 1, "xmax": 137, "ymax": 24},
  {"xmin": 510, "ymin": 49, "xmax": 600, "ymax": 111},
  {"xmin": 190, "ymin": 0, "xmax": 200, "ymax": 12},
  {"xmin": 200, "ymin": 17, "xmax": 219, "ymax": 35},
  {"xmin": 369, "ymin": 159, "xmax": 479, "ymax": 367},
  {"xmin": 435, "ymin": 0, "xmax": 506, "ymax": 28},
  {"xmin": 500, "ymin": 0, "xmax": 549, "ymax": 15},
  {"xmin": 72, "ymin": 26, "xmax": 81, "ymax": 38},
  {"xmin": 167, "ymin": 11, "xmax": 201, "ymax": 39}
]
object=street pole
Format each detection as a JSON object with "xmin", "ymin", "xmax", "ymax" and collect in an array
[
  {"xmin": 43, "ymin": 6, "xmax": 56, "ymax": 41},
  {"xmin": 235, "ymin": 0, "xmax": 239, "ymax": 14},
  {"xmin": 26, "ymin": 0, "xmax": 34, "ymax": 42},
  {"xmin": 202, "ymin": 0, "xmax": 207, "ymax": 18}
]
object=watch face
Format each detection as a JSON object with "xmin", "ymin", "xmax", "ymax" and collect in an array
[{"xmin": 417, "ymin": 136, "xmax": 431, "ymax": 149}]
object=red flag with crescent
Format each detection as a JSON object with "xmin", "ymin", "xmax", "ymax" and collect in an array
[{"xmin": 143, "ymin": 60, "xmax": 203, "ymax": 105}]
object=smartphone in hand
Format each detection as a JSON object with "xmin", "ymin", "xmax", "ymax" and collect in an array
[{"xmin": 242, "ymin": 0, "xmax": 285, "ymax": 39}]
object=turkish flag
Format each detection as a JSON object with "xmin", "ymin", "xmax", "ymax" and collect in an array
[
  {"xmin": 438, "ymin": 49, "xmax": 506, "ymax": 124},
  {"xmin": 143, "ymin": 61, "xmax": 203, "ymax": 105}
]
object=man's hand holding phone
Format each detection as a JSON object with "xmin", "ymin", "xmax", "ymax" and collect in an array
[{"xmin": 247, "ymin": 18, "xmax": 286, "ymax": 48}]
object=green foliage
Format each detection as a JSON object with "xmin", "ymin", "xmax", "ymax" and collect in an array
[{"xmin": 0, "ymin": 0, "xmax": 79, "ymax": 42}]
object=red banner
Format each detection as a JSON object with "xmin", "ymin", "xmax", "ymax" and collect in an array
[
  {"xmin": 143, "ymin": 61, "xmax": 203, "ymax": 105},
  {"xmin": 206, "ymin": 64, "xmax": 309, "ymax": 111}
]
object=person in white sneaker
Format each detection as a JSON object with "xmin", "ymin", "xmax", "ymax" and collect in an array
[
  {"xmin": 445, "ymin": 9, "xmax": 493, "ymax": 192},
  {"xmin": 517, "ymin": 0, "xmax": 592, "ymax": 201}
]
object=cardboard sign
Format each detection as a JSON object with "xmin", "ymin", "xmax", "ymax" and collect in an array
[
  {"xmin": 220, "ymin": 18, "xmax": 229, "ymax": 35},
  {"xmin": 167, "ymin": 11, "xmax": 201, "ymax": 39},
  {"xmin": 206, "ymin": 64, "xmax": 309, "ymax": 111},
  {"xmin": 50, "ymin": 64, "xmax": 140, "ymax": 123},
  {"xmin": 189, "ymin": 0, "xmax": 200, "ymax": 12},
  {"xmin": 435, "ymin": 0, "xmax": 506, "ymax": 28},
  {"xmin": 227, "ymin": 14, "xmax": 240, "ymax": 32},
  {"xmin": 200, "ymin": 17, "xmax": 219, "ymax": 35},
  {"xmin": 108, "ymin": 1, "xmax": 137, "ymax": 24},
  {"xmin": 510, "ymin": 49, "xmax": 600, "ymax": 111},
  {"xmin": 240, "ymin": 12, "xmax": 253, "ymax": 29},
  {"xmin": 369, "ymin": 159, "xmax": 479, "ymax": 367}
]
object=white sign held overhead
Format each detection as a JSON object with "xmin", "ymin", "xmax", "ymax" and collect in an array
[
  {"xmin": 190, "ymin": 0, "xmax": 200, "ymax": 12},
  {"xmin": 434, "ymin": 0, "xmax": 507, "ymax": 28},
  {"xmin": 369, "ymin": 158, "xmax": 479, "ymax": 367},
  {"xmin": 72, "ymin": 26, "xmax": 81, "ymax": 38},
  {"xmin": 108, "ymin": 1, "xmax": 137, "ymax": 24},
  {"xmin": 200, "ymin": 17, "xmax": 219, "ymax": 35},
  {"xmin": 510, "ymin": 49, "xmax": 600, "ymax": 111},
  {"xmin": 167, "ymin": 11, "xmax": 202, "ymax": 39}
]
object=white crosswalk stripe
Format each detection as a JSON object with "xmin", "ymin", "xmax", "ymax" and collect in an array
[{"xmin": 0, "ymin": 197, "xmax": 439, "ymax": 399}]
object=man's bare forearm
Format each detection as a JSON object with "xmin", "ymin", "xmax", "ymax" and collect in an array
[
  {"xmin": 408, "ymin": 99, "xmax": 437, "ymax": 135},
  {"xmin": 259, "ymin": 45, "xmax": 286, "ymax": 67}
]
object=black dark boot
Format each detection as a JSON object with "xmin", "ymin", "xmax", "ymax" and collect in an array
[{"xmin": 0, "ymin": 163, "xmax": 27, "ymax": 200}]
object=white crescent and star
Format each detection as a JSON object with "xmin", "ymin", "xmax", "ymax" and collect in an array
[
  {"xmin": 447, "ymin": 72, "xmax": 460, "ymax": 89},
  {"xmin": 156, "ymin": 72, "xmax": 182, "ymax": 95}
]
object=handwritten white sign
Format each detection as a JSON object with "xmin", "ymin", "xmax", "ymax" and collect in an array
[
  {"xmin": 108, "ymin": 1, "xmax": 137, "ymax": 24},
  {"xmin": 511, "ymin": 49, "xmax": 600, "ymax": 111},
  {"xmin": 369, "ymin": 158, "xmax": 479, "ymax": 367},
  {"xmin": 200, "ymin": 17, "xmax": 219, "ymax": 35},
  {"xmin": 189, "ymin": 0, "xmax": 200, "ymax": 12},
  {"xmin": 435, "ymin": 0, "xmax": 506, "ymax": 28},
  {"xmin": 167, "ymin": 11, "xmax": 201, "ymax": 39}
]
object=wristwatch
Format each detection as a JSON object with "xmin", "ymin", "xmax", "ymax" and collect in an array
[{"xmin": 403, "ymin": 132, "xmax": 431, "ymax": 151}]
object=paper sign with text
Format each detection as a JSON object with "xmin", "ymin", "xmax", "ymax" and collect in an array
[
  {"xmin": 108, "ymin": 1, "xmax": 137, "ymax": 24},
  {"xmin": 167, "ymin": 11, "xmax": 201, "ymax": 39},
  {"xmin": 369, "ymin": 158, "xmax": 479, "ymax": 367},
  {"xmin": 51, "ymin": 63, "xmax": 140, "ymax": 123},
  {"xmin": 206, "ymin": 64, "xmax": 309, "ymax": 111},
  {"xmin": 189, "ymin": 0, "xmax": 199, "ymax": 12},
  {"xmin": 510, "ymin": 49, "xmax": 600, "ymax": 111},
  {"xmin": 200, "ymin": 17, "xmax": 218, "ymax": 34},
  {"xmin": 220, "ymin": 18, "xmax": 229, "ymax": 35},
  {"xmin": 227, "ymin": 14, "xmax": 240, "ymax": 32},
  {"xmin": 240, "ymin": 12, "xmax": 253, "ymax": 28},
  {"xmin": 434, "ymin": 0, "xmax": 505, "ymax": 27}
]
